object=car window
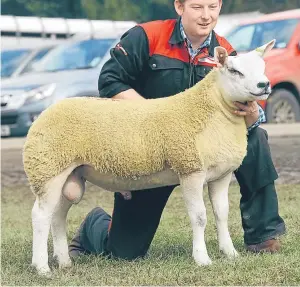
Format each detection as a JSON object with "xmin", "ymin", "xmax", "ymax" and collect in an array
[
  {"xmin": 32, "ymin": 38, "xmax": 115, "ymax": 73},
  {"xmin": 225, "ymin": 25, "xmax": 255, "ymax": 52},
  {"xmin": 1, "ymin": 49, "xmax": 31, "ymax": 77},
  {"xmin": 20, "ymin": 47, "xmax": 54, "ymax": 74},
  {"xmin": 226, "ymin": 18, "xmax": 299, "ymax": 52}
]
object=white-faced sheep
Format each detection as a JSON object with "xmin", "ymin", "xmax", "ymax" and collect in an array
[{"xmin": 23, "ymin": 40, "xmax": 275, "ymax": 276}]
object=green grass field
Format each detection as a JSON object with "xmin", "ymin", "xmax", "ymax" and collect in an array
[{"xmin": 1, "ymin": 184, "xmax": 300, "ymax": 286}]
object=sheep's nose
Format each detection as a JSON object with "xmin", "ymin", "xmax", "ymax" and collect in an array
[{"xmin": 257, "ymin": 81, "xmax": 270, "ymax": 89}]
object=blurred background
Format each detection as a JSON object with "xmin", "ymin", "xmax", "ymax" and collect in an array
[
  {"xmin": 2, "ymin": 0, "xmax": 300, "ymax": 21},
  {"xmin": 1, "ymin": 0, "xmax": 300, "ymax": 138}
]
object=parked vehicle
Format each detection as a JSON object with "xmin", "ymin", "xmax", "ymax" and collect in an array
[
  {"xmin": 1, "ymin": 31, "xmax": 134, "ymax": 137},
  {"xmin": 1, "ymin": 45, "xmax": 54, "ymax": 78},
  {"xmin": 226, "ymin": 9, "xmax": 300, "ymax": 123},
  {"xmin": 215, "ymin": 11, "xmax": 263, "ymax": 36}
]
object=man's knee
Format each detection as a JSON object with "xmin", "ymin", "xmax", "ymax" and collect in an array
[
  {"xmin": 247, "ymin": 127, "xmax": 269, "ymax": 151},
  {"xmin": 242, "ymin": 126, "xmax": 278, "ymax": 187},
  {"xmin": 248, "ymin": 127, "xmax": 268, "ymax": 142},
  {"xmin": 108, "ymin": 242, "xmax": 148, "ymax": 261}
]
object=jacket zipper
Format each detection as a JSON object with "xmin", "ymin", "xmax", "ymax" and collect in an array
[
  {"xmin": 185, "ymin": 40, "xmax": 200, "ymax": 88},
  {"xmin": 185, "ymin": 40, "xmax": 194, "ymax": 88},
  {"xmin": 189, "ymin": 55, "xmax": 194, "ymax": 88}
]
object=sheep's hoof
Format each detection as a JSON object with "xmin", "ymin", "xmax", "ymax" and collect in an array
[
  {"xmin": 193, "ymin": 253, "xmax": 212, "ymax": 266},
  {"xmin": 59, "ymin": 259, "xmax": 72, "ymax": 269},
  {"xmin": 39, "ymin": 269, "xmax": 53, "ymax": 279},
  {"xmin": 52, "ymin": 255, "xmax": 72, "ymax": 269},
  {"xmin": 221, "ymin": 247, "xmax": 239, "ymax": 259},
  {"xmin": 31, "ymin": 264, "xmax": 52, "ymax": 278}
]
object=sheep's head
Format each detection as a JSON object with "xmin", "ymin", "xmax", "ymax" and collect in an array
[{"xmin": 214, "ymin": 39, "xmax": 275, "ymax": 103}]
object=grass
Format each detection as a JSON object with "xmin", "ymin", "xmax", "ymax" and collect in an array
[{"xmin": 1, "ymin": 183, "xmax": 300, "ymax": 286}]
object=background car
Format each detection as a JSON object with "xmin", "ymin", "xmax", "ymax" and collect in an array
[
  {"xmin": 1, "ymin": 45, "xmax": 54, "ymax": 78},
  {"xmin": 226, "ymin": 9, "xmax": 300, "ymax": 123},
  {"xmin": 1, "ymin": 32, "xmax": 130, "ymax": 137}
]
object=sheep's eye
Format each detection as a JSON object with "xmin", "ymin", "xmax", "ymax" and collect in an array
[{"xmin": 228, "ymin": 68, "xmax": 244, "ymax": 77}]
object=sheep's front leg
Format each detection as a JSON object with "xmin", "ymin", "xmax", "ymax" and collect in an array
[
  {"xmin": 180, "ymin": 172, "xmax": 212, "ymax": 266},
  {"xmin": 208, "ymin": 172, "xmax": 238, "ymax": 259}
]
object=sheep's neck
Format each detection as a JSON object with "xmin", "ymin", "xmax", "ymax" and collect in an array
[
  {"xmin": 211, "ymin": 84, "xmax": 245, "ymax": 126},
  {"xmin": 171, "ymin": 70, "xmax": 244, "ymax": 130}
]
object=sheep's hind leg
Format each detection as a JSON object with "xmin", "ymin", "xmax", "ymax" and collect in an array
[
  {"xmin": 51, "ymin": 168, "xmax": 86, "ymax": 269},
  {"xmin": 32, "ymin": 186, "xmax": 64, "ymax": 277},
  {"xmin": 208, "ymin": 172, "xmax": 238, "ymax": 259},
  {"xmin": 51, "ymin": 195, "xmax": 73, "ymax": 269}
]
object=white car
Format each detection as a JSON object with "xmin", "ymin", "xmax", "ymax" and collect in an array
[
  {"xmin": 1, "ymin": 32, "xmax": 128, "ymax": 137},
  {"xmin": 1, "ymin": 45, "xmax": 54, "ymax": 78}
]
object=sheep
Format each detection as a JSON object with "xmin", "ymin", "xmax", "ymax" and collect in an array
[{"xmin": 23, "ymin": 40, "xmax": 275, "ymax": 276}]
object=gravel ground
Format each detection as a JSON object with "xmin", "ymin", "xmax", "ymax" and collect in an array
[{"xmin": 1, "ymin": 136, "xmax": 300, "ymax": 188}]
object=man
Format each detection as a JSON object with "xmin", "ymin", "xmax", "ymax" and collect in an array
[{"xmin": 69, "ymin": 0, "xmax": 286, "ymax": 260}]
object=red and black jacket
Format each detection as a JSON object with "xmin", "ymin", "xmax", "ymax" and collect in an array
[{"xmin": 98, "ymin": 18, "xmax": 237, "ymax": 99}]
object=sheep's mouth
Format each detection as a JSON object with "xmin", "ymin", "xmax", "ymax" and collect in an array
[{"xmin": 250, "ymin": 91, "xmax": 271, "ymax": 97}]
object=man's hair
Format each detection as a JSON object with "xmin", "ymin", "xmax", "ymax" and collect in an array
[{"xmin": 178, "ymin": 0, "xmax": 221, "ymax": 3}]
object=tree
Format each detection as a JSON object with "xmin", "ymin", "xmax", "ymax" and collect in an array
[{"xmin": 2, "ymin": 0, "xmax": 300, "ymax": 21}]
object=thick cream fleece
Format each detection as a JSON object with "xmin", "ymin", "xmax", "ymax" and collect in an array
[{"xmin": 23, "ymin": 69, "xmax": 247, "ymax": 195}]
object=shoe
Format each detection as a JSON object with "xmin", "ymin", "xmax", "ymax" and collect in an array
[
  {"xmin": 69, "ymin": 207, "xmax": 102, "ymax": 259},
  {"xmin": 245, "ymin": 238, "xmax": 280, "ymax": 253}
]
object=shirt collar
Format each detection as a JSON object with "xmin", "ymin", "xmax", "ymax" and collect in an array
[{"xmin": 180, "ymin": 19, "xmax": 212, "ymax": 55}]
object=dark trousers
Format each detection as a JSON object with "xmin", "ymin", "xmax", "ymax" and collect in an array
[{"xmin": 78, "ymin": 127, "xmax": 286, "ymax": 260}]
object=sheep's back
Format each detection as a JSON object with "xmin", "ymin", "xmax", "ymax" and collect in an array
[{"xmin": 23, "ymin": 97, "xmax": 167, "ymax": 194}]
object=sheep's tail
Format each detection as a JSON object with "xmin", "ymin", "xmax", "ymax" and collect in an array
[
  {"xmin": 23, "ymin": 130, "xmax": 48, "ymax": 195},
  {"xmin": 24, "ymin": 139, "xmax": 82, "ymax": 196},
  {"xmin": 23, "ymin": 127, "xmax": 73, "ymax": 196}
]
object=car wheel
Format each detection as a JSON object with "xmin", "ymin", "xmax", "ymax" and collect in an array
[{"xmin": 266, "ymin": 89, "xmax": 300, "ymax": 123}]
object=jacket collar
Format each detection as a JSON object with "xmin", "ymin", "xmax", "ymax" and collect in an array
[
  {"xmin": 169, "ymin": 17, "xmax": 218, "ymax": 58},
  {"xmin": 169, "ymin": 17, "xmax": 185, "ymax": 45},
  {"xmin": 208, "ymin": 30, "xmax": 218, "ymax": 57}
]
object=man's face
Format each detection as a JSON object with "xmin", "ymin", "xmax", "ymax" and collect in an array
[{"xmin": 175, "ymin": 0, "xmax": 222, "ymax": 39}]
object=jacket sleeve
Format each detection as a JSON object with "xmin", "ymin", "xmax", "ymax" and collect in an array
[
  {"xmin": 98, "ymin": 26, "xmax": 149, "ymax": 98},
  {"xmin": 247, "ymin": 105, "xmax": 266, "ymax": 132}
]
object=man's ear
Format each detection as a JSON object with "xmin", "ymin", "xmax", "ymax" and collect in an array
[
  {"xmin": 255, "ymin": 39, "xmax": 276, "ymax": 57},
  {"xmin": 174, "ymin": 0, "xmax": 184, "ymax": 16},
  {"xmin": 214, "ymin": 46, "xmax": 228, "ymax": 67}
]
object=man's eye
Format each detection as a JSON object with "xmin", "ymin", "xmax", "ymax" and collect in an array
[{"xmin": 228, "ymin": 68, "xmax": 244, "ymax": 77}]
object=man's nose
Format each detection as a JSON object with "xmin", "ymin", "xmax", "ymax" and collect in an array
[{"xmin": 201, "ymin": 7, "xmax": 210, "ymax": 20}]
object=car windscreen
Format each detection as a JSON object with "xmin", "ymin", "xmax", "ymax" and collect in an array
[
  {"xmin": 1, "ymin": 49, "xmax": 31, "ymax": 77},
  {"xmin": 226, "ymin": 18, "xmax": 299, "ymax": 52},
  {"xmin": 21, "ymin": 46, "xmax": 54, "ymax": 75},
  {"xmin": 31, "ymin": 38, "xmax": 116, "ymax": 73}
]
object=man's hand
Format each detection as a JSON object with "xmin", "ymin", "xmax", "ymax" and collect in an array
[
  {"xmin": 113, "ymin": 89, "xmax": 145, "ymax": 100},
  {"xmin": 232, "ymin": 101, "xmax": 260, "ymax": 128},
  {"xmin": 120, "ymin": 191, "xmax": 132, "ymax": 200}
]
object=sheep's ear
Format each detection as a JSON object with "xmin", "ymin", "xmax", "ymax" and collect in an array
[
  {"xmin": 214, "ymin": 46, "xmax": 228, "ymax": 67},
  {"xmin": 255, "ymin": 39, "xmax": 276, "ymax": 57}
]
